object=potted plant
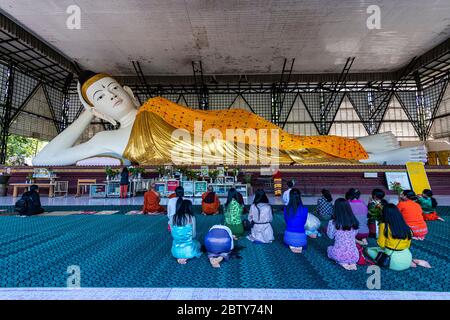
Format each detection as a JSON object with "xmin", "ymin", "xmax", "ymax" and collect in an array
[
  {"xmin": 208, "ymin": 169, "xmax": 219, "ymax": 183},
  {"xmin": 26, "ymin": 173, "xmax": 34, "ymax": 184},
  {"xmin": 390, "ymin": 181, "xmax": 404, "ymax": 195},
  {"xmin": 231, "ymin": 168, "xmax": 240, "ymax": 182},
  {"xmin": 105, "ymin": 166, "xmax": 117, "ymax": 181}
]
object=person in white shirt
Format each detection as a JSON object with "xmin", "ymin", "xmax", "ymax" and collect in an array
[{"xmin": 282, "ymin": 181, "xmax": 294, "ymax": 206}]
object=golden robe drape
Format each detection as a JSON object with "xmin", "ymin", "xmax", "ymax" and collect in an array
[{"xmin": 123, "ymin": 97, "xmax": 368, "ymax": 165}]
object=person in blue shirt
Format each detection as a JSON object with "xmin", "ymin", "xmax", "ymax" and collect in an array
[
  {"xmin": 283, "ymin": 188, "xmax": 308, "ymax": 253},
  {"xmin": 170, "ymin": 199, "xmax": 202, "ymax": 264}
]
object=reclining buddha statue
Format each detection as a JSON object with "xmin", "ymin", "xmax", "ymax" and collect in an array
[{"xmin": 32, "ymin": 71, "xmax": 427, "ymax": 166}]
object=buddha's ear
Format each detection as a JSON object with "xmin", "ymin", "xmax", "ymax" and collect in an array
[{"xmin": 123, "ymin": 86, "xmax": 140, "ymax": 108}]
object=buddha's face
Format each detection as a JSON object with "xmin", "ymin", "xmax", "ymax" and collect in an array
[{"xmin": 85, "ymin": 77, "xmax": 136, "ymax": 120}]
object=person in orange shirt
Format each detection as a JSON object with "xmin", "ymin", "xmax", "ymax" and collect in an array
[
  {"xmin": 397, "ymin": 190, "xmax": 428, "ymax": 240},
  {"xmin": 201, "ymin": 185, "xmax": 221, "ymax": 215},
  {"xmin": 142, "ymin": 183, "xmax": 166, "ymax": 215}
]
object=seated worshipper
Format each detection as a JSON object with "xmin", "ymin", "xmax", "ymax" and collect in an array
[
  {"xmin": 167, "ymin": 186, "xmax": 185, "ymax": 232},
  {"xmin": 327, "ymin": 198, "xmax": 360, "ymax": 270},
  {"xmin": 247, "ymin": 189, "xmax": 274, "ymax": 244},
  {"xmin": 14, "ymin": 185, "xmax": 45, "ymax": 216},
  {"xmin": 367, "ymin": 188, "xmax": 388, "ymax": 238},
  {"xmin": 397, "ymin": 190, "xmax": 428, "ymax": 240},
  {"xmin": 366, "ymin": 204, "xmax": 413, "ymax": 271},
  {"xmin": 224, "ymin": 188, "xmax": 245, "ymax": 239},
  {"xmin": 418, "ymin": 189, "xmax": 444, "ymax": 222},
  {"xmin": 315, "ymin": 189, "xmax": 333, "ymax": 220},
  {"xmin": 201, "ymin": 185, "xmax": 221, "ymax": 215},
  {"xmin": 282, "ymin": 180, "xmax": 294, "ymax": 206},
  {"xmin": 170, "ymin": 199, "xmax": 201, "ymax": 264},
  {"xmin": 345, "ymin": 188, "xmax": 369, "ymax": 245},
  {"xmin": 283, "ymin": 188, "xmax": 308, "ymax": 253},
  {"xmin": 204, "ymin": 225, "xmax": 242, "ymax": 268},
  {"xmin": 142, "ymin": 183, "xmax": 166, "ymax": 214}
]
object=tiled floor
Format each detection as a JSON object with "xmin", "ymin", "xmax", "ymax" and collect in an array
[
  {"xmin": 2, "ymin": 194, "xmax": 450, "ymax": 206},
  {"xmin": 0, "ymin": 287, "xmax": 448, "ymax": 300}
]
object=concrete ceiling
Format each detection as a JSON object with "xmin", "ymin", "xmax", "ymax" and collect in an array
[{"xmin": 1, "ymin": 0, "xmax": 450, "ymax": 76}]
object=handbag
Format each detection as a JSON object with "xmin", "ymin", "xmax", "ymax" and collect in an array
[
  {"xmin": 374, "ymin": 239, "xmax": 401, "ymax": 268},
  {"xmin": 242, "ymin": 218, "xmax": 254, "ymax": 231}
]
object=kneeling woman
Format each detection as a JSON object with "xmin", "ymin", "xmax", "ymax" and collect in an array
[
  {"xmin": 283, "ymin": 188, "xmax": 308, "ymax": 253},
  {"xmin": 224, "ymin": 188, "xmax": 245, "ymax": 239},
  {"xmin": 170, "ymin": 199, "xmax": 202, "ymax": 264},
  {"xmin": 204, "ymin": 225, "xmax": 241, "ymax": 268},
  {"xmin": 247, "ymin": 189, "xmax": 274, "ymax": 244},
  {"xmin": 327, "ymin": 198, "xmax": 360, "ymax": 270},
  {"xmin": 366, "ymin": 203, "xmax": 413, "ymax": 271}
]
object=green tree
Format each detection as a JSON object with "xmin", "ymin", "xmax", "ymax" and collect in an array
[{"xmin": 5, "ymin": 134, "xmax": 45, "ymax": 165}]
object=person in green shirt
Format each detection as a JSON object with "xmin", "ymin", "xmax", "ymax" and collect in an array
[
  {"xmin": 417, "ymin": 189, "xmax": 444, "ymax": 222},
  {"xmin": 224, "ymin": 188, "xmax": 244, "ymax": 239}
]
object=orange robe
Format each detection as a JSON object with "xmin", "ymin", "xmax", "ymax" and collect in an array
[
  {"xmin": 143, "ymin": 190, "xmax": 166, "ymax": 214},
  {"xmin": 123, "ymin": 97, "xmax": 369, "ymax": 165},
  {"xmin": 202, "ymin": 192, "xmax": 220, "ymax": 215},
  {"xmin": 397, "ymin": 200, "xmax": 428, "ymax": 238}
]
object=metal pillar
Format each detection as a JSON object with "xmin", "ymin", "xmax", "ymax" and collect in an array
[
  {"xmin": 61, "ymin": 73, "xmax": 74, "ymax": 131},
  {"xmin": 192, "ymin": 61, "xmax": 209, "ymax": 110},
  {"xmin": 132, "ymin": 60, "xmax": 153, "ymax": 102},
  {"xmin": 273, "ymin": 58, "xmax": 295, "ymax": 125},
  {"xmin": 0, "ymin": 62, "xmax": 14, "ymax": 164}
]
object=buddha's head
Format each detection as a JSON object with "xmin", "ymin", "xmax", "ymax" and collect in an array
[{"xmin": 78, "ymin": 70, "xmax": 139, "ymax": 125}]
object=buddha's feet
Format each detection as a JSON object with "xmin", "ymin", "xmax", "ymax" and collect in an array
[
  {"xmin": 361, "ymin": 145, "xmax": 427, "ymax": 165},
  {"xmin": 357, "ymin": 132, "xmax": 400, "ymax": 154}
]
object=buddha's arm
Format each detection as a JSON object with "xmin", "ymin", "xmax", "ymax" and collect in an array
[{"xmin": 33, "ymin": 111, "xmax": 100, "ymax": 166}]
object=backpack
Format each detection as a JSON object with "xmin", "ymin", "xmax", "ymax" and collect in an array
[{"xmin": 15, "ymin": 193, "xmax": 30, "ymax": 214}]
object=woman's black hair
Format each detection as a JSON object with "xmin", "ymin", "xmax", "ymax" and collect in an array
[
  {"xmin": 372, "ymin": 188, "xmax": 385, "ymax": 201},
  {"xmin": 286, "ymin": 188, "xmax": 303, "ymax": 216},
  {"xmin": 225, "ymin": 188, "xmax": 239, "ymax": 210},
  {"xmin": 381, "ymin": 203, "xmax": 412, "ymax": 240},
  {"xmin": 345, "ymin": 188, "xmax": 361, "ymax": 200},
  {"xmin": 321, "ymin": 189, "xmax": 333, "ymax": 202},
  {"xmin": 333, "ymin": 198, "xmax": 359, "ymax": 231},
  {"xmin": 423, "ymin": 189, "xmax": 438, "ymax": 208},
  {"xmin": 175, "ymin": 186, "xmax": 185, "ymax": 213},
  {"xmin": 121, "ymin": 166, "xmax": 129, "ymax": 174},
  {"xmin": 172, "ymin": 199, "xmax": 194, "ymax": 227},
  {"xmin": 402, "ymin": 190, "xmax": 418, "ymax": 201},
  {"xmin": 253, "ymin": 189, "xmax": 269, "ymax": 219},
  {"xmin": 30, "ymin": 184, "xmax": 39, "ymax": 193},
  {"xmin": 204, "ymin": 190, "xmax": 216, "ymax": 204},
  {"xmin": 287, "ymin": 181, "xmax": 294, "ymax": 188}
]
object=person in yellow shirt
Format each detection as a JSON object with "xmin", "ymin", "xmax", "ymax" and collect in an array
[{"xmin": 366, "ymin": 203, "xmax": 413, "ymax": 271}]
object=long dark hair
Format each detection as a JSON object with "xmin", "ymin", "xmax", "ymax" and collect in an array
[
  {"xmin": 121, "ymin": 166, "xmax": 129, "ymax": 175},
  {"xmin": 321, "ymin": 189, "xmax": 332, "ymax": 202},
  {"xmin": 423, "ymin": 189, "xmax": 438, "ymax": 208},
  {"xmin": 382, "ymin": 203, "xmax": 412, "ymax": 240},
  {"xmin": 286, "ymin": 188, "xmax": 303, "ymax": 216},
  {"xmin": 253, "ymin": 189, "xmax": 269, "ymax": 219},
  {"xmin": 175, "ymin": 186, "xmax": 184, "ymax": 213},
  {"xmin": 333, "ymin": 198, "xmax": 359, "ymax": 231},
  {"xmin": 225, "ymin": 188, "xmax": 239, "ymax": 210},
  {"xmin": 402, "ymin": 190, "xmax": 418, "ymax": 201},
  {"xmin": 172, "ymin": 199, "xmax": 194, "ymax": 227},
  {"xmin": 345, "ymin": 188, "xmax": 361, "ymax": 200}
]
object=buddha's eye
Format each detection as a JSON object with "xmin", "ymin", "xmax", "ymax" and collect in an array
[{"xmin": 97, "ymin": 94, "xmax": 105, "ymax": 101}]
